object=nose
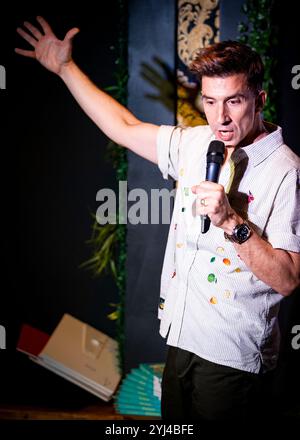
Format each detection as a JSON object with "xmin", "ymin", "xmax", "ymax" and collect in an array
[{"xmin": 217, "ymin": 102, "xmax": 230, "ymax": 125}]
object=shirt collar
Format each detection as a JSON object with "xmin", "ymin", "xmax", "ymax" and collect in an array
[{"xmin": 230, "ymin": 122, "xmax": 284, "ymax": 167}]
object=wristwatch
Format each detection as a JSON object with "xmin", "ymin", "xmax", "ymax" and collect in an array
[{"xmin": 224, "ymin": 222, "xmax": 252, "ymax": 244}]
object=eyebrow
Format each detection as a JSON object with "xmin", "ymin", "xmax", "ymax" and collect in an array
[{"xmin": 201, "ymin": 93, "xmax": 247, "ymax": 101}]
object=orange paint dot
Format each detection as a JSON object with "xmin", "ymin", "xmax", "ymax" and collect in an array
[
  {"xmin": 223, "ymin": 258, "xmax": 231, "ymax": 266},
  {"xmin": 234, "ymin": 267, "xmax": 241, "ymax": 273},
  {"xmin": 209, "ymin": 296, "xmax": 218, "ymax": 304}
]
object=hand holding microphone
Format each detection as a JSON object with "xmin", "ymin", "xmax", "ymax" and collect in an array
[{"xmin": 192, "ymin": 140, "xmax": 225, "ymax": 233}]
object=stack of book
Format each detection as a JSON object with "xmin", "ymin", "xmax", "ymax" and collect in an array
[
  {"xmin": 114, "ymin": 363, "xmax": 164, "ymax": 418},
  {"xmin": 17, "ymin": 313, "xmax": 121, "ymax": 401}
]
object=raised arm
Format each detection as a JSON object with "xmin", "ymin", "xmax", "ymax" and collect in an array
[{"xmin": 15, "ymin": 16, "xmax": 159, "ymax": 163}]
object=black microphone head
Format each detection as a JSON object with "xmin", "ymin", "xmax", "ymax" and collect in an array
[
  {"xmin": 207, "ymin": 140, "xmax": 225, "ymax": 155},
  {"xmin": 207, "ymin": 140, "xmax": 225, "ymax": 165}
]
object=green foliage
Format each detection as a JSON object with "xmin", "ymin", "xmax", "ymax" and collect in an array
[
  {"xmin": 80, "ymin": 220, "xmax": 117, "ymax": 279},
  {"xmin": 238, "ymin": 0, "xmax": 278, "ymax": 122}
]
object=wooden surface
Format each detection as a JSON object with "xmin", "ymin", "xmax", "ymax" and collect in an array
[
  {"xmin": 0, "ymin": 354, "xmax": 161, "ymax": 421},
  {"xmin": 0, "ymin": 402, "xmax": 159, "ymax": 420}
]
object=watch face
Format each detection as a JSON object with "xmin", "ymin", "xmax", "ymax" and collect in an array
[{"xmin": 235, "ymin": 224, "xmax": 251, "ymax": 242}]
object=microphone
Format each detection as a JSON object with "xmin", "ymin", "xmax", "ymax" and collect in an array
[{"xmin": 201, "ymin": 140, "xmax": 225, "ymax": 233}]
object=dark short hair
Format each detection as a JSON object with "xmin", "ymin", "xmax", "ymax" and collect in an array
[{"xmin": 190, "ymin": 41, "xmax": 264, "ymax": 94}]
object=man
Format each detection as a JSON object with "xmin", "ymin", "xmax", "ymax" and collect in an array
[{"xmin": 16, "ymin": 17, "xmax": 300, "ymax": 421}]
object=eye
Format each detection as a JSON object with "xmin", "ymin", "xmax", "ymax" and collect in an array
[
  {"xmin": 227, "ymin": 98, "xmax": 241, "ymax": 105},
  {"xmin": 204, "ymin": 99, "xmax": 215, "ymax": 106}
]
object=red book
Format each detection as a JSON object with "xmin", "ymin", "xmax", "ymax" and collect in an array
[{"xmin": 17, "ymin": 323, "xmax": 50, "ymax": 358}]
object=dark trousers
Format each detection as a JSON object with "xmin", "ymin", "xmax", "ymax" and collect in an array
[{"xmin": 161, "ymin": 346, "xmax": 273, "ymax": 422}]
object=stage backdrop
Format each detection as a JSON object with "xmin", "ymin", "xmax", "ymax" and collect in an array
[{"xmin": 125, "ymin": 0, "xmax": 176, "ymax": 371}]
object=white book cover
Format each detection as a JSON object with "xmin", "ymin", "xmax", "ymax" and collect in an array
[
  {"xmin": 31, "ymin": 356, "xmax": 113, "ymax": 401},
  {"xmin": 37, "ymin": 313, "xmax": 121, "ymax": 400}
]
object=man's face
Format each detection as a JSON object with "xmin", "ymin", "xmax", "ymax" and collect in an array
[{"xmin": 201, "ymin": 73, "xmax": 262, "ymax": 148}]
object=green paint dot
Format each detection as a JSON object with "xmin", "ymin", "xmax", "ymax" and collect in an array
[
  {"xmin": 210, "ymin": 257, "xmax": 216, "ymax": 263},
  {"xmin": 181, "ymin": 207, "xmax": 185, "ymax": 212},
  {"xmin": 207, "ymin": 273, "xmax": 216, "ymax": 283}
]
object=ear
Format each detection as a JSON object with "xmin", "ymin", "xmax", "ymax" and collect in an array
[{"xmin": 255, "ymin": 90, "xmax": 267, "ymax": 113}]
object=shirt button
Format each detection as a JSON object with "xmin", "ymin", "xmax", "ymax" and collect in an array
[{"xmin": 224, "ymin": 290, "xmax": 232, "ymax": 299}]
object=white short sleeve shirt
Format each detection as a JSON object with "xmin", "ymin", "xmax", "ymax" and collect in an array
[{"xmin": 156, "ymin": 123, "xmax": 300, "ymax": 373}]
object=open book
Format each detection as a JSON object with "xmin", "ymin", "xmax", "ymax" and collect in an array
[{"xmin": 17, "ymin": 314, "xmax": 121, "ymax": 401}]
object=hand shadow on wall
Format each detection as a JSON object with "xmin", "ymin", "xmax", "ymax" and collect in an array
[
  {"xmin": 140, "ymin": 56, "xmax": 206, "ymax": 126},
  {"xmin": 140, "ymin": 56, "xmax": 177, "ymax": 113}
]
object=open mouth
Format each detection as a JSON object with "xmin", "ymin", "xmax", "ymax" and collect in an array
[{"xmin": 217, "ymin": 130, "xmax": 234, "ymax": 141}]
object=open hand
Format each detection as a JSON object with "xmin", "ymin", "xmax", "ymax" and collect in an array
[{"xmin": 15, "ymin": 16, "xmax": 80, "ymax": 76}]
